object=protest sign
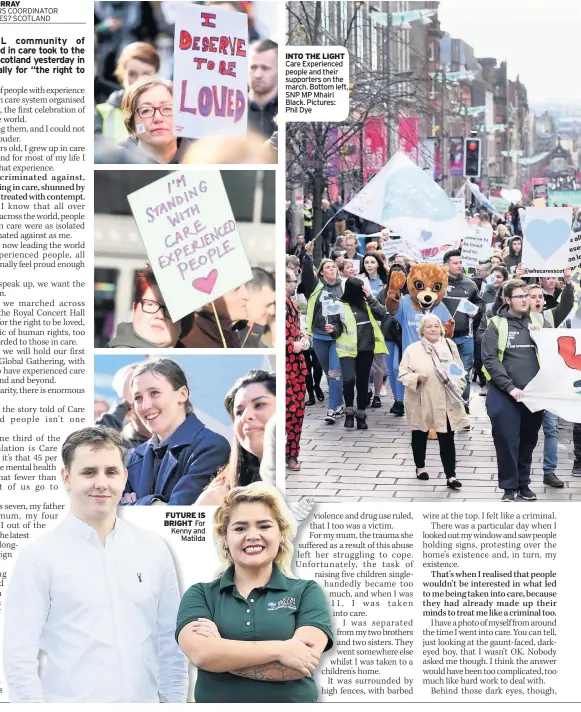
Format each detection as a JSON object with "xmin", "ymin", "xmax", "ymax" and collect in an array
[
  {"xmin": 533, "ymin": 177, "xmax": 549, "ymax": 200},
  {"xmin": 420, "ymin": 243, "xmax": 458, "ymax": 265},
  {"xmin": 461, "ymin": 225, "xmax": 493, "ymax": 268},
  {"xmin": 450, "ymin": 197, "xmax": 465, "ymax": 216},
  {"xmin": 568, "ymin": 232, "xmax": 581, "ymax": 268},
  {"xmin": 173, "ymin": 3, "xmax": 248, "ymax": 138},
  {"xmin": 387, "ymin": 239, "xmax": 423, "ymax": 263},
  {"xmin": 127, "ymin": 171, "xmax": 252, "ymax": 323},
  {"xmin": 343, "ymin": 151, "xmax": 467, "ymax": 249},
  {"xmin": 490, "ymin": 195, "xmax": 509, "ymax": 213},
  {"xmin": 521, "ymin": 206, "xmax": 573, "ymax": 276},
  {"xmin": 321, "ymin": 299, "xmax": 345, "ymax": 318},
  {"xmin": 522, "ymin": 329, "xmax": 581, "ymax": 422},
  {"xmin": 455, "ymin": 299, "xmax": 480, "ymax": 316},
  {"xmin": 445, "ymin": 361, "xmax": 465, "ymax": 383}
]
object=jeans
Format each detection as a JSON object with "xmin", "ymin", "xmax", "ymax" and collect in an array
[
  {"xmin": 312, "ymin": 337, "xmax": 343, "ymax": 410},
  {"xmin": 385, "ymin": 341, "xmax": 404, "ymax": 402},
  {"xmin": 340, "ymin": 351, "xmax": 374, "ymax": 410},
  {"xmin": 453, "ymin": 335, "xmax": 474, "ymax": 403},
  {"xmin": 542, "ymin": 411, "xmax": 558, "ymax": 473}
]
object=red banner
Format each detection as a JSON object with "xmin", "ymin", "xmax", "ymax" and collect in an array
[
  {"xmin": 362, "ymin": 117, "xmax": 387, "ymax": 183},
  {"xmin": 398, "ymin": 116, "xmax": 420, "ymax": 164}
]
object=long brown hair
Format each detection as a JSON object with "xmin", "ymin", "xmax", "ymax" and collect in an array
[{"xmin": 221, "ymin": 370, "xmax": 276, "ymax": 488}]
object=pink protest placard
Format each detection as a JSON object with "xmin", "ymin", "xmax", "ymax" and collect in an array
[
  {"xmin": 173, "ymin": 3, "xmax": 248, "ymax": 138},
  {"xmin": 127, "ymin": 171, "xmax": 252, "ymax": 323}
]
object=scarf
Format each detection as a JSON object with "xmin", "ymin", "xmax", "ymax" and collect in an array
[{"xmin": 420, "ymin": 337, "xmax": 466, "ymax": 407}]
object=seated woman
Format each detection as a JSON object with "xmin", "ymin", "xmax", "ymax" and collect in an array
[
  {"xmin": 123, "ymin": 358, "xmax": 231, "ymax": 505},
  {"xmin": 398, "ymin": 314, "xmax": 468, "ymax": 489},
  {"xmin": 106, "ymin": 266, "xmax": 192, "ymax": 348},
  {"xmin": 196, "ymin": 370, "xmax": 276, "ymax": 505},
  {"xmin": 176, "ymin": 483, "xmax": 333, "ymax": 703},
  {"xmin": 118, "ymin": 77, "xmax": 191, "ymax": 164}
]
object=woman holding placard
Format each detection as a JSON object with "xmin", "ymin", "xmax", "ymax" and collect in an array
[
  {"xmin": 119, "ymin": 76, "xmax": 192, "ymax": 164},
  {"xmin": 398, "ymin": 314, "xmax": 468, "ymax": 489},
  {"xmin": 301, "ymin": 242, "xmax": 345, "ymax": 425},
  {"xmin": 122, "ymin": 359, "xmax": 231, "ymax": 505}
]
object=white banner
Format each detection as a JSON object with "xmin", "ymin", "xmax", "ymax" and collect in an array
[
  {"xmin": 522, "ymin": 329, "xmax": 581, "ymax": 422},
  {"xmin": 521, "ymin": 206, "xmax": 573, "ymax": 276},
  {"xmin": 173, "ymin": 3, "xmax": 248, "ymax": 138},
  {"xmin": 343, "ymin": 151, "xmax": 467, "ymax": 249},
  {"xmin": 462, "ymin": 225, "xmax": 493, "ymax": 268}
]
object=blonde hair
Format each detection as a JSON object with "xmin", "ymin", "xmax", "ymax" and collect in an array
[
  {"xmin": 418, "ymin": 313, "xmax": 445, "ymax": 338},
  {"xmin": 213, "ymin": 483, "xmax": 297, "ymax": 578}
]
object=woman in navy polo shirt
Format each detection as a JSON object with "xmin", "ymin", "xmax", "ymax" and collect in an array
[{"xmin": 176, "ymin": 483, "xmax": 333, "ymax": 703}]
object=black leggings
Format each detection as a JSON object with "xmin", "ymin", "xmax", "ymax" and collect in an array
[
  {"xmin": 340, "ymin": 351, "xmax": 374, "ymax": 410},
  {"xmin": 411, "ymin": 418, "xmax": 456, "ymax": 478},
  {"xmin": 304, "ymin": 349, "xmax": 322, "ymax": 398}
]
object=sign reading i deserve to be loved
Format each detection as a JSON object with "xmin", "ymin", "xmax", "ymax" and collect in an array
[
  {"xmin": 127, "ymin": 171, "xmax": 252, "ymax": 323},
  {"xmin": 173, "ymin": 3, "xmax": 248, "ymax": 138}
]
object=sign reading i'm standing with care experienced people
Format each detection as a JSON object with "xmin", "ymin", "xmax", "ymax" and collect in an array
[{"xmin": 127, "ymin": 171, "xmax": 252, "ymax": 323}]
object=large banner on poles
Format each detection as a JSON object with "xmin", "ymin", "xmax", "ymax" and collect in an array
[
  {"xmin": 343, "ymin": 151, "xmax": 467, "ymax": 249},
  {"xmin": 523, "ymin": 329, "xmax": 581, "ymax": 422}
]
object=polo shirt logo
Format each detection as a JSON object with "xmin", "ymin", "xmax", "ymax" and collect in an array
[{"xmin": 267, "ymin": 596, "xmax": 296, "ymax": 611}]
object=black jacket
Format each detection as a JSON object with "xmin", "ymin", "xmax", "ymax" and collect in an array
[
  {"xmin": 377, "ymin": 286, "xmax": 402, "ymax": 347},
  {"xmin": 248, "ymin": 95, "xmax": 277, "ymax": 139},
  {"xmin": 333, "ymin": 297, "xmax": 386, "ymax": 352},
  {"xmin": 442, "ymin": 275, "xmax": 483, "ymax": 337}
]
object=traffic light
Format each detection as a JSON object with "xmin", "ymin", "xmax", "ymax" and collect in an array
[{"xmin": 463, "ymin": 138, "xmax": 481, "ymax": 178}]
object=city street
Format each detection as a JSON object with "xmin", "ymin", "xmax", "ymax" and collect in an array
[{"xmin": 286, "ymin": 385, "xmax": 578, "ymax": 504}]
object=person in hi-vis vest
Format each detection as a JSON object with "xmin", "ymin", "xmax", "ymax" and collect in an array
[
  {"xmin": 482, "ymin": 276, "xmax": 572, "ymax": 503},
  {"xmin": 333, "ymin": 277, "xmax": 388, "ymax": 431}
]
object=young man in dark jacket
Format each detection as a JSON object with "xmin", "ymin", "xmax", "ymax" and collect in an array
[
  {"xmin": 442, "ymin": 249, "xmax": 483, "ymax": 411},
  {"xmin": 528, "ymin": 276, "xmax": 574, "ymax": 488},
  {"xmin": 482, "ymin": 275, "xmax": 573, "ymax": 502}
]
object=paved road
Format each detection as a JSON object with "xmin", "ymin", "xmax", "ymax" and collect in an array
[{"xmin": 286, "ymin": 384, "xmax": 578, "ymax": 504}]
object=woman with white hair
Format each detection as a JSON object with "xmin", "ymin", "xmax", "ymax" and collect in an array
[{"xmin": 398, "ymin": 314, "xmax": 469, "ymax": 489}]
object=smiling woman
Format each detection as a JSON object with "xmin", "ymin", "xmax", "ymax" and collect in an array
[
  {"xmin": 176, "ymin": 483, "xmax": 333, "ymax": 703},
  {"xmin": 117, "ymin": 77, "xmax": 192, "ymax": 164},
  {"xmin": 122, "ymin": 358, "xmax": 231, "ymax": 506},
  {"xmin": 195, "ymin": 370, "xmax": 276, "ymax": 506}
]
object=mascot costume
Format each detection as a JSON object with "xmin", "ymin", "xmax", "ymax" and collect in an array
[
  {"xmin": 386, "ymin": 263, "xmax": 455, "ymax": 352},
  {"xmin": 387, "ymin": 263, "xmax": 455, "ymax": 440}
]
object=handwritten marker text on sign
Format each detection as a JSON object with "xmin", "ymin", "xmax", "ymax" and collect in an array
[
  {"xmin": 128, "ymin": 171, "xmax": 252, "ymax": 323},
  {"xmin": 173, "ymin": 3, "xmax": 248, "ymax": 138}
]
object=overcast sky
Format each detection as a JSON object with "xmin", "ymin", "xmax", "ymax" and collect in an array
[{"xmin": 438, "ymin": 0, "xmax": 580, "ymax": 106}]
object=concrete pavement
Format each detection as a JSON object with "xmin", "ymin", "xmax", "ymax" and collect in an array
[{"xmin": 285, "ymin": 384, "xmax": 578, "ymax": 504}]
